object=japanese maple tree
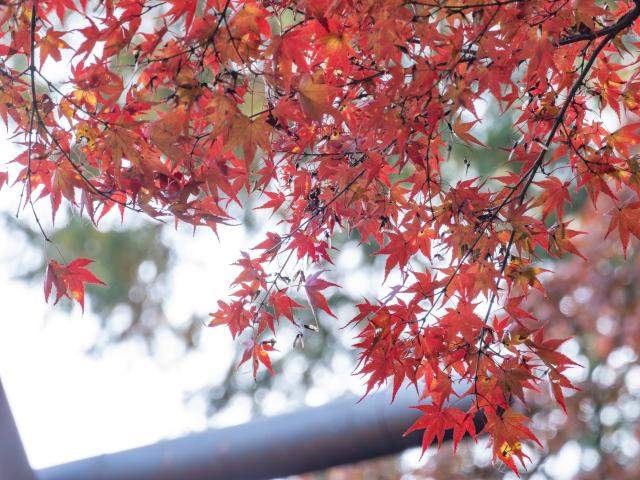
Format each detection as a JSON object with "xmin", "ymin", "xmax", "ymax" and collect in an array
[{"xmin": 2, "ymin": 0, "xmax": 640, "ymax": 474}]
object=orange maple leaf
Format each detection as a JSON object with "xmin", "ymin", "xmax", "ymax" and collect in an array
[
  {"xmin": 148, "ymin": 109, "xmax": 191, "ymax": 166},
  {"xmin": 298, "ymin": 74, "xmax": 340, "ymax": 122},
  {"xmin": 39, "ymin": 29, "xmax": 70, "ymax": 69},
  {"xmin": 225, "ymin": 114, "xmax": 272, "ymax": 168},
  {"xmin": 452, "ymin": 117, "xmax": 485, "ymax": 146},
  {"xmin": 605, "ymin": 123, "xmax": 640, "ymax": 157}
]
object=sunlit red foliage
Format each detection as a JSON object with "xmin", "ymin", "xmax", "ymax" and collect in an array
[
  {"xmin": 297, "ymin": 202, "xmax": 640, "ymax": 478},
  {"xmin": 2, "ymin": 0, "xmax": 640, "ymax": 474}
]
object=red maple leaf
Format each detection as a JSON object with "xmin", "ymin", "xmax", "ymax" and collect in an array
[
  {"xmin": 605, "ymin": 201, "xmax": 640, "ymax": 257},
  {"xmin": 44, "ymin": 258, "xmax": 106, "ymax": 312},
  {"xmin": 533, "ymin": 177, "xmax": 571, "ymax": 221},
  {"xmin": 238, "ymin": 339, "xmax": 277, "ymax": 379},
  {"xmin": 304, "ymin": 270, "xmax": 338, "ymax": 319}
]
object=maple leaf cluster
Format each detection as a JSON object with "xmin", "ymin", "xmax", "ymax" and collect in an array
[{"xmin": 3, "ymin": 0, "xmax": 640, "ymax": 474}]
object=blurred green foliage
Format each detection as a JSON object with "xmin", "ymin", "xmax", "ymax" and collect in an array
[{"xmin": 3, "ymin": 211, "xmax": 201, "ymax": 351}]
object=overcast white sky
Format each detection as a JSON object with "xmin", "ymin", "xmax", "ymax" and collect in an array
[{"xmin": 0, "ymin": 197, "xmax": 247, "ymax": 469}]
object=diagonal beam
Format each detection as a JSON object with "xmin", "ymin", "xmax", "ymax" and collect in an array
[
  {"xmin": 0, "ymin": 377, "xmax": 36, "ymax": 480},
  {"xmin": 35, "ymin": 388, "xmax": 474, "ymax": 480}
]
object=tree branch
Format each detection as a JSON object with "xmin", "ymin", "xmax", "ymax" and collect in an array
[{"xmin": 558, "ymin": 0, "xmax": 640, "ymax": 46}]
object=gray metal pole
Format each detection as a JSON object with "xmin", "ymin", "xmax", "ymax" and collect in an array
[
  {"xmin": 0, "ymin": 377, "xmax": 36, "ymax": 480},
  {"xmin": 35, "ymin": 388, "xmax": 474, "ymax": 480}
]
